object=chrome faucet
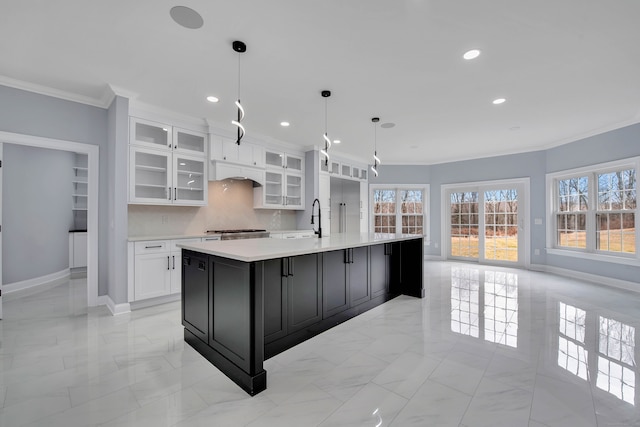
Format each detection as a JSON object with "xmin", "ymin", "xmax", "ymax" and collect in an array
[{"xmin": 311, "ymin": 198, "xmax": 322, "ymax": 238}]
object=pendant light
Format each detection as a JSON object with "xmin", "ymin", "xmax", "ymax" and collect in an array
[
  {"xmin": 371, "ymin": 117, "xmax": 381, "ymax": 177},
  {"xmin": 320, "ymin": 90, "xmax": 331, "ymax": 166},
  {"xmin": 231, "ymin": 40, "xmax": 246, "ymax": 145}
]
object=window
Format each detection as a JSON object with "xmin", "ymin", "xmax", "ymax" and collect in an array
[
  {"xmin": 371, "ymin": 186, "xmax": 427, "ymax": 236},
  {"xmin": 548, "ymin": 158, "xmax": 638, "ymax": 260}
]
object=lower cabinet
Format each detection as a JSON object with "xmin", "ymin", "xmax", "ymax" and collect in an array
[
  {"xmin": 285, "ymin": 254, "xmax": 322, "ymax": 333},
  {"xmin": 322, "ymin": 250, "xmax": 349, "ymax": 318},
  {"xmin": 263, "ymin": 254, "xmax": 322, "ymax": 342},
  {"xmin": 182, "ymin": 252, "xmax": 209, "ymax": 342},
  {"xmin": 349, "ymin": 246, "xmax": 370, "ymax": 307},
  {"xmin": 131, "ymin": 238, "xmax": 200, "ymax": 301},
  {"xmin": 263, "ymin": 259, "xmax": 287, "ymax": 344},
  {"xmin": 370, "ymin": 243, "xmax": 393, "ymax": 298}
]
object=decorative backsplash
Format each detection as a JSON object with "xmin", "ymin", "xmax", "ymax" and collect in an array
[{"xmin": 128, "ymin": 179, "xmax": 298, "ymax": 237}]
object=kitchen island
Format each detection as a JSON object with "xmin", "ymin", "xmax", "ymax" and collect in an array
[{"xmin": 177, "ymin": 233, "xmax": 424, "ymax": 395}]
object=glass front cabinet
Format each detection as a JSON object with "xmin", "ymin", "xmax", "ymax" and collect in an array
[
  {"xmin": 254, "ymin": 149, "xmax": 304, "ymax": 209},
  {"xmin": 129, "ymin": 117, "xmax": 207, "ymax": 206}
]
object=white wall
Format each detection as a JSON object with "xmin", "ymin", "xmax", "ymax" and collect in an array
[{"xmin": 2, "ymin": 144, "xmax": 75, "ymax": 284}]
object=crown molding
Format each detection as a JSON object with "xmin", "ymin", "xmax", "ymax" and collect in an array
[{"xmin": 0, "ymin": 74, "xmax": 109, "ymax": 108}]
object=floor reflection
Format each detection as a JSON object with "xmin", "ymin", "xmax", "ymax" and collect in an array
[{"xmin": 450, "ymin": 266, "xmax": 518, "ymax": 348}]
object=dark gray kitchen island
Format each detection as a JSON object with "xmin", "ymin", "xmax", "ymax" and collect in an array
[{"xmin": 177, "ymin": 233, "xmax": 424, "ymax": 395}]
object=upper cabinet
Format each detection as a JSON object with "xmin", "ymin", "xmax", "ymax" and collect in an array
[
  {"xmin": 130, "ymin": 117, "xmax": 206, "ymax": 156},
  {"xmin": 129, "ymin": 117, "xmax": 207, "ymax": 206},
  {"xmin": 210, "ymin": 135, "xmax": 264, "ymax": 168},
  {"xmin": 320, "ymin": 156, "xmax": 368, "ymax": 181},
  {"xmin": 254, "ymin": 149, "xmax": 305, "ymax": 210}
]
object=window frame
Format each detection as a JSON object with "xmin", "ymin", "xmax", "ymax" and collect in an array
[
  {"xmin": 369, "ymin": 184, "xmax": 429, "ymax": 241},
  {"xmin": 546, "ymin": 157, "xmax": 639, "ymax": 265}
]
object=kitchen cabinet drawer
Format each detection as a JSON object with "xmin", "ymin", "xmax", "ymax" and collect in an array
[
  {"xmin": 135, "ymin": 240, "xmax": 169, "ymax": 255},
  {"xmin": 170, "ymin": 238, "xmax": 201, "ymax": 252}
]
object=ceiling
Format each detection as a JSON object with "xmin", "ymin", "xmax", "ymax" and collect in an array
[{"xmin": 2, "ymin": 0, "xmax": 639, "ymax": 165}]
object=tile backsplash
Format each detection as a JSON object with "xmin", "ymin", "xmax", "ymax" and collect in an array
[{"xmin": 128, "ymin": 179, "xmax": 298, "ymax": 237}]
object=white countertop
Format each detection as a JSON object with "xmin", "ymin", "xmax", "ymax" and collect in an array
[
  {"xmin": 128, "ymin": 234, "xmax": 213, "ymax": 242},
  {"xmin": 177, "ymin": 233, "xmax": 423, "ymax": 262}
]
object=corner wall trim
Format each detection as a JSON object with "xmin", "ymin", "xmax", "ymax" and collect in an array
[
  {"xmin": 99, "ymin": 295, "xmax": 131, "ymax": 316},
  {"xmin": 530, "ymin": 263, "xmax": 639, "ymax": 294},
  {"xmin": 3, "ymin": 269, "xmax": 70, "ymax": 294}
]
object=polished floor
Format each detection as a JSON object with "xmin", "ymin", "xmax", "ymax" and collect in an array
[{"xmin": 1, "ymin": 262, "xmax": 640, "ymax": 426}]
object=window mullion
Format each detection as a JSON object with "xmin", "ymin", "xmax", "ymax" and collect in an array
[{"xmin": 586, "ymin": 172, "xmax": 596, "ymax": 252}]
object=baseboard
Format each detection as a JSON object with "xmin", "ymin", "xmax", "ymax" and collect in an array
[
  {"xmin": 130, "ymin": 293, "xmax": 181, "ymax": 310},
  {"xmin": 425, "ymin": 254, "xmax": 444, "ymax": 261},
  {"xmin": 99, "ymin": 295, "xmax": 131, "ymax": 316},
  {"xmin": 530, "ymin": 263, "xmax": 640, "ymax": 294},
  {"xmin": 3, "ymin": 269, "xmax": 70, "ymax": 294}
]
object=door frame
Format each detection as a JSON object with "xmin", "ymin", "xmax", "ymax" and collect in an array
[
  {"xmin": 0, "ymin": 131, "xmax": 99, "ymax": 307},
  {"xmin": 441, "ymin": 177, "xmax": 530, "ymax": 268}
]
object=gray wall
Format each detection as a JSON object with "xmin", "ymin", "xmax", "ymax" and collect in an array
[
  {"xmin": 107, "ymin": 96, "xmax": 129, "ymax": 304},
  {"xmin": 2, "ymin": 144, "xmax": 75, "ymax": 283},
  {"xmin": 377, "ymin": 123, "xmax": 640, "ymax": 284},
  {"xmin": 0, "ymin": 85, "xmax": 111, "ymax": 296}
]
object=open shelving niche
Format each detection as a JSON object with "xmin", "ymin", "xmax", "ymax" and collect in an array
[{"xmin": 72, "ymin": 153, "xmax": 88, "ymax": 230}]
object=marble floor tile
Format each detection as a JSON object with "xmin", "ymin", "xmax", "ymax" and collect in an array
[{"xmin": 2, "ymin": 261, "xmax": 640, "ymax": 426}]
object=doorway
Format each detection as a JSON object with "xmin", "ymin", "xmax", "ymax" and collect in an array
[
  {"xmin": 443, "ymin": 179, "xmax": 530, "ymax": 267},
  {"xmin": 0, "ymin": 132, "xmax": 98, "ymax": 318}
]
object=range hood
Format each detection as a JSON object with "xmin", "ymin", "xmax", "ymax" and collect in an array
[{"xmin": 208, "ymin": 161, "xmax": 264, "ymax": 187}]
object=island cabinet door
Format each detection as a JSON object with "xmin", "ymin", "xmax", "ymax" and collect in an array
[
  {"xmin": 349, "ymin": 246, "xmax": 370, "ymax": 307},
  {"xmin": 370, "ymin": 244, "xmax": 391, "ymax": 299},
  {"xmin": 181, "ymin": 251, "xmax": 209, "ymax": 342},
  {"xmin": 209, "ymin": 257, "xmax": 257, "ymax": 373},
  {"xmin": 322, "ymin": 250, "xmax": 349, "ymax": 318},
  {"xmin": 263, "ymin": 259, "xmax": 287, "ymax": 344},
  {"xmin": 286, "ymin": 253, "xmax": 322, "ymax": 333}
]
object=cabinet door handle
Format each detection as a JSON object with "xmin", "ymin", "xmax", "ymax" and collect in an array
[
  {"xmin": 384, "ymin": 243, "xmax": 392, "ymax": 256},
  {"xmin": 145, "ymin": 245, "xmax": 162, "ymax": 249},
  {"xmin": 184, "ymin": 256, "xmax": 191, "ymax": 266},
  {"xmin": 167, "ymin": 256, "xmax": 170, "ymax": 270},
  {"xmin": 168, "ymin": 187, "xmax": 171, "ymax": 200},
  {"xmin": 198, "ymin": 261, "xmax": 206, "ymax": 271},
  {"xmin": 282, "ymin": 257, "xmax": 289, "ymax": 277},
  {"xmin": 344, "ymin": 249, "xmax": 350, "ymax": 264},
  {"xmin": 351, "ymin": 248, "xmax": 354, "ymax": 263},
  {"xmin": 172, "ymin": 255, "xmax": 175, "ymax": 270},
  {"xmin": 174, "ymin": 187, "xmax": 177, "ymax": 201},
  {"xmin": 289, "ymin": 257, "xmax": 294, "ymax": 276}
]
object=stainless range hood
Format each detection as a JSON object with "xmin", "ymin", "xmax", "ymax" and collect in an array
[{"xmin": 208, "ymin": 161, "xmax": 264, "ymax": 187}]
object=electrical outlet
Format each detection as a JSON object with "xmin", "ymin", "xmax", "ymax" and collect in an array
[
  {"xmin": 534, "ymin": 249, "xmax": 540, "ymax": 255},
  {"xmin": 434, "ymin": 242, "xmax": 439, "ymax": 248},
  {"xmin": 161, "ymin": 215, "xmax": 169, "ymax": 224}
]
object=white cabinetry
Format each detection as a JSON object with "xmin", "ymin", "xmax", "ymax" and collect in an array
[
  {"xmin": 360, "ymin": 181, "xmax": 369, "ymax": 233},
  {"xmin": 68, "ymin": 232, "xmax": 87, "ymax": 268},
  {"xmin": 254, "ymin": 149, "xmax": 305, "ymax": 210},
  {"xmin": 320, "ymin": 156, "xmax": 368, "ymax": 181},
  {"xmin": 131, "ymin": 238, "xmax": 200, "ymax": 301},
  {"xmin": 210, "ymin": 135, "xmax": 264, "ymax": 168},
  {"xmin": 129, "ymin": 118, "xmax": 207, "ymax": 206},
  {"xmin": 319, "ymin": 173, "xmax": 331, "ymax": 236}
]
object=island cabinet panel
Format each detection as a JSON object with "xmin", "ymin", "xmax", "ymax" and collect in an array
[
  {"xmin": 286, "ymin": 253, "xmax": 322, "ymax": 333},
  {"xmin": 263, "ymin": 259, "xmax": 287, "ymax": 344},
  {"xmin": 210, "ymin": 257, "xmax": 253, "ymax": 372},
  {"xmin": 370, "ymin": 243, "xmax": 392, "ymax": 298},
  {"xmin": 322, "ymin": 250, "xmax": 349, "ymax": 318},
  {"xmin": 181, "ymin": 252, "xmax": 209, "ymax": 342},
  {"xmin": 349, "ymin": 246, "xmax": 370, "ymax": 307}
]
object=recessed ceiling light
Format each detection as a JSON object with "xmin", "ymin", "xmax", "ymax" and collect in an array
[
  {"xmin": 170, "ymin": 6, "xmax": 204, "ymax": 29},
  {"xmin": 333, "ymin": 139, "xmax": 341, "ymax": 144},
  {"xmin": 381, "ymin": 122, "xmax": 396, "ymax": 129},
  {"xmin": 206, "ymin": 96, "xmax": 219, "ymax": 103},
  {"xmin": 492, "ymin": 98, "xmax": 506, "ymax": 105},
  {"xmin": 280, "ymin": 121, "xmax": 290, "ymax": 127},
  {"xmin": 463, "ymin": 49, "xmax": 481, "ymax": 60}
]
